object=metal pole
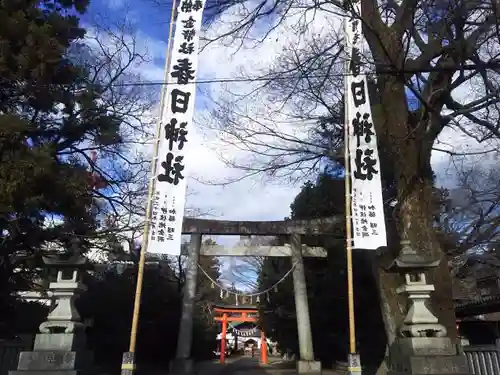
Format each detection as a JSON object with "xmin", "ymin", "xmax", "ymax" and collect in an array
[
  {"xmin": 121, "ymin": 2, "xmax": 178, "ymax": 374},
  {"xmin": 343, "ymin": 15, "xmax": 361, "ymax": 375}
]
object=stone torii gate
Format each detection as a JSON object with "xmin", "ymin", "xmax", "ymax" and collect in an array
[{"xmin": 169, "ymin": 216, "xmax": 343, "ymax": 375}]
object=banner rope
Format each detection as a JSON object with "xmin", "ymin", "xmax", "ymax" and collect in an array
[{"xmin": 197, "ymin": 261, "xmax": 298, "ymax": 298}]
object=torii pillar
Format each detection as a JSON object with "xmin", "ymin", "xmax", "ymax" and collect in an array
[
  {"xmin": 291, "ymin": 233, "xmax": 321, "ymax": 374},
  {"xmin": 169, "ymin": 234, "xmax": 201, "ymax": 374}
]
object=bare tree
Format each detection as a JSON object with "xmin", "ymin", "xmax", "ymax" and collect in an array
[
  {"xmin": 226, "ymin": 256, "xmax": 264, "ymax": 291},
  {"xmin": 66, "ymin": 15, "xmax": 215, "ymax": 258},
  {"xmin": 200, "ymin": 27, "xmax": 345, "ymax": 183},
  {"xmin": 222, "ymin": 236, "xmax": 281, "ymax": 291},
  {"xmin": 59, "ymin": 21, "xmax": 155, "ymax": 256},
  {"xmin": 190, "ymin": 0, "xmax": 500, "ymax": 350},
  {"xmin": 0, "ymin": 4, "xmax": 164, "ymax": 311},
  {"xmin": 438, "ymin": 161, "xmax": 500, "ymax": 256}
]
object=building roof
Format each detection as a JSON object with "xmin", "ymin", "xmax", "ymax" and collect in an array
[
  {"xmin": 455, "ymin": 294, "xmax": 500, "ymax": 317},
  {"xmin": 455, "ymin": 253, "xmax": 500, "ymax": 279}
]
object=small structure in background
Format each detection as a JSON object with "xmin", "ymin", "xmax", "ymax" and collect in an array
[
  {"xmin": 212, "ymin": 304, "xmax": 269, "ymax": 365},
  {"xmin": 10, "ymin": 250, "xmax": 93, "ymax": 375},
  {"xmin": 215, "ymin": 321, "xmax": 275, "ymax": 356},
  {"xmin": 453, "ymin": 251, "xmax": 500, "ymax": 346}
]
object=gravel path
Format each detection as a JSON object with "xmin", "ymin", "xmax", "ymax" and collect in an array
[{"xmin": 194, "ymin": 357, "xmax": 346, "ymax": 375}]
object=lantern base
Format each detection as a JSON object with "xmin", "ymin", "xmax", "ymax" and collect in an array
[
  {"xmin": 10, "ymin": 350, "xmax": 93, "ymax": 375},
  {"xmin": 388, "ymin": 337, "xmax": 468, "ymax": 375},
  {"xmin": 9, "ymin": 331, "xmax": 93, "ymax": 375}
]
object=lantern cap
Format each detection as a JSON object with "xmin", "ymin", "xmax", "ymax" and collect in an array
[{"xmin": 387, "ymin": 240, "xmax": 440, "ymax": 271}]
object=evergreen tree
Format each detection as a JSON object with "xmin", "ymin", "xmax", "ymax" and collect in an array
[
  {"xmin": 0, "ymin": 0, "xmax": 144, "ymax": 327},
  {"xmin": 76, "ymin": 245, "xmax": 223, "ymax": 370}
]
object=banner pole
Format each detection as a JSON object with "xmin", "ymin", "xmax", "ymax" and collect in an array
[
  {"xmin": 121, "ymin": 2, "xmax": 178, "ymax": 373},
  {"xmin": 343, "ymin": 15, "xmax": 361, "ymax": 375}
]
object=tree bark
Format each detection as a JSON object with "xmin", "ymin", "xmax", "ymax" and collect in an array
[
  {"xmin": 358, "ymin": 0, "xmax": 459, "ymax": 348},
  {"xmin": 354, "ymin": 57, "xmax": 456, "ymax": 375},
  {"xmin": 371, "ymin": 75, "xmax": 458, "ymax": 351}
]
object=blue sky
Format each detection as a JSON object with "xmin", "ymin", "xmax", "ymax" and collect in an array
[
  {"xmin": 79, "ymin": 0, "xmax": 303, "ymax": 286},
  {"xmin": 82, "ymin": 0, "xmax": 173, "ymax": 43},
  {"xmin": 81, "ymin": 0, "xmax": 308, "ymax": 222},
  {"xmin": 81, "ymin": 0, "xmax": 174, "ymax": 82},
  {"xmin": 78, "ymin": 0, "xmax": 471, "ymax": 227},
  {"xmin": 77, "ymin": 0, "xmax": 497, "ymax": 284}
]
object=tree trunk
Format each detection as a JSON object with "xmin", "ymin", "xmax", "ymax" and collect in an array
[
  {"xmin": 370, "ymin": 77, "xmax": 458, "ymax": 373},
  {"xmin": 358, "ymin": 6, "xmax": 458, "ymax": 372}
]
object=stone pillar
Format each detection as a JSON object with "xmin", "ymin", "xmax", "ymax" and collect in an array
[
  {"xmin": 10, "ymin": 252, "xmax": 93, "ymax": 375},
  {"xmin": 290, "ymin": 233, "xmax": 322, "ymax": 374},
  {"xmin": 387, "ymin": 241, "xmax": 469, "ymax": 375},
  {"xmin": 170, "ymin": 234, "xmax": 201, "ymax": 374}
]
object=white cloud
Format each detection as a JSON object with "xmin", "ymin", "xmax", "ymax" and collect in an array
[
  {"xmin": 76, "ymin": 17, "xmax": 301, "ymax": 266},
  {"xmin": 139, "ymin": 6, "xmax": 391, "ymax": 221},
  {"xmin": 163, "ymin": 6, "xmax": 330, "ymax": 222},
  {"xmin": 74, "ymin": 0, "xmax": 500, "ymax": 290},
  {"xmin": 197, "ymin": 2, "xmax": 500, "ymax": 196},
  {"xmin": 105, "ymin": 0, "xmax": 125, "ymax": 10},
  {"xmin": 87, "ymin": 0, "xmax": 499, "ymax": 259}
]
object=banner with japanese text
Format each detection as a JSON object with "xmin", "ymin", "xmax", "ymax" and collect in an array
[
  {"xmin": 345, "ymin": 6, "xmax": 387, "ymax": 250},
  {"xmin": 148, "ymin": 0, "xmax": 206, "ymax": 254}
]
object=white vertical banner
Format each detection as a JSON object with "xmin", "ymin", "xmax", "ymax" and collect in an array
[
  {"xmin": 345, "ymin": 5, "xmax": 387, "ymax": 250},
  {"xmin": 148, "ymin": 0, "xmax": 206, "ymax": 254}
]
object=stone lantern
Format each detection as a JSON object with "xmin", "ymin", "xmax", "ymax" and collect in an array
[
  {"xmin": 386, "ymin": 240, "xmax": 468, "ymax": 375},
  {"xmin": 10, "ymin": 246, "xmax": 93, "ymax": 375},
  {"xmin": 38, "ymin": 252, "xmax": 88, "ymax": 334},
  {"xmin": 387, "ymin": 240, "xmax": 446, "ymax": 338}
]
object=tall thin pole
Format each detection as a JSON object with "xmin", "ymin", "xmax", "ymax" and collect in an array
[
  {"xmin": 343, "ymin": 17, "xmax": 359, "ymax": 370},
  {"xmin": 344, "ymin": 94, "xmax": 356, "ymax": 354},
  {"xmin": 344, "ymin": 85, "xmax": 357, "ymax": 356},
  {"xmin": 121, "ymin": 1, "xmax": 178, "ymax": 372}
]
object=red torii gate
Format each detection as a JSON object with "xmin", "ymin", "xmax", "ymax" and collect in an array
[{"xmin": 213, "ymin": 304, "xmax": 268, "ymax": 365}]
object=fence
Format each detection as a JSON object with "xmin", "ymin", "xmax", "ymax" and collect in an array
[
  {"xmin": 0, "ymin": 336, "xmax": 33, "ymax": 375},
  {"xmin": 464, "ymin": 344, "xmax": 500, "ymax": 375}
]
